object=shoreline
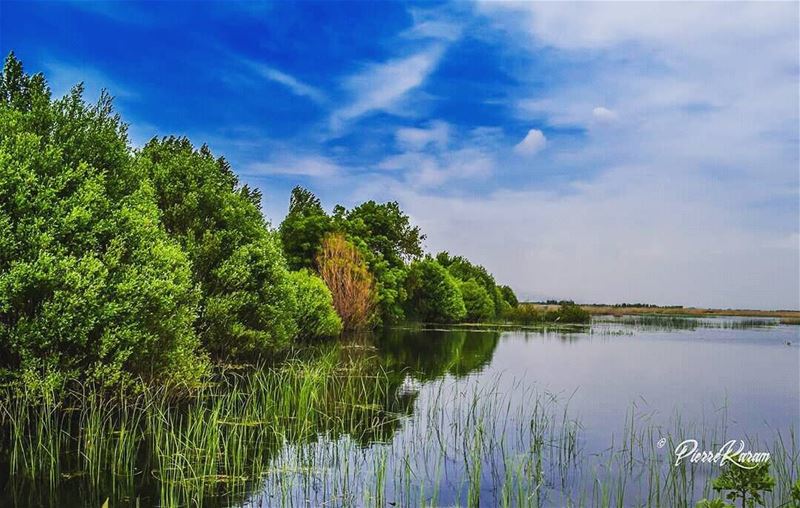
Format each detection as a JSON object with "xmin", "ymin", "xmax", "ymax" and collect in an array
[{"xmin": 525, "ymin": 304, "xmax": 800, "ymax": 319}]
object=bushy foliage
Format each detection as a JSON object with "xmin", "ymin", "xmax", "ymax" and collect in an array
[
  {"xmin": 503, "ymin": 304, "xmax": 541, "ymax": 324},
  {"xmin": 712, "ymin": 454, "xmax": 774, "ymax": 508},
  {"xmin": 138, "ymin": 138, "xmax": 297, "ymax": 358},
  {"xmin": 317, "ymin": 233, "xmax": 376, "ymax": 330},
  {"xmin": 499, "ymin": 285, "xmax": 518, "ymax": 307},
  {"xmin": 289, "ymin": 269, "xmax": 343, "ymax": 339},
  {"xmin": 436, "ymin": 252, "xmax": 502, "ymax": 318},
  {"xmin": 405, "ymin": 258, "xmax": 466, "ymax": 323},
  {"xmin": 279, "ymin": 186, "xmax": 333, "ymax": 271},
  {"xmin": 556, "ymin": 302, "xmax": 591, "ymax": 323},
  {"xmin": 494, "ymin": 286, "xmax": 513, "ymax": 316},
  {"xmin": 334, "ymin": 201, "xmax": 422, "ymax": 324},
  {"xmin": 459, "ymin": 279, "xmax": 495, "ymax": 322},
  {"xmin": 334, "ymin": 200, "xmax": 424, "ymax": 267},
  {"xmin": 695, "ymin": 499, "xmax": 733, "ymax": 508},
  {"xmin": 278, "ymin": 190, "xmax": 422, "ymax": 325},
  {"xmin": 0, "ymin": 53, "xmax": 207, "ymax": 388}
]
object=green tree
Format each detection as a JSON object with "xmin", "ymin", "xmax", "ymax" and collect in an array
[
  {"xmin": 499, "ymin": 285, "xmax": 518, "ymax": 307},
  {"xmin": 0, "ymin": 53, "xmax": 206, "ymax": 388},
  {"xmin": 494, "ymin": 286, "xmax": 512, "ymax": 316},
  {"xmin": 289, "ymin": 269, "xmax": 343, "ymax": 339},
  {"xmin": 279, "ymin": 186, "xmax": 333, "ymax": 271},
  {"xmin": 459, "ymin": 279, "xmax": 495, "ymax": 322},
  {"xmin": 405, "ymin": 258, "xmax": 466, "ymax": 323},
  {"xmin": 436, "ymin": 252, "xmax": 501, "ymax": 318},
  {"xmin": 138, "ymin": 137, "xmax": 297, "ymax": 358},
  {"xmin": 333, "ymin": 201, "xmax": 423, "ymax": 324},
  {"xmin": 712, "ymin": 455, "xmax": 775, "ymax": 508},
  {"xmin": 335, "ymin": 201, "xmax": 424, "ymax": 267}
]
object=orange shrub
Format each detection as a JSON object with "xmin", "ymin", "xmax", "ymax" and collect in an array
[{"xmin": 316, "ymin": 233, "xmax": 376, "ymax": 330}]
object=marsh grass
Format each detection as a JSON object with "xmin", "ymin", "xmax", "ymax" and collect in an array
[
  {"xmin": 594, "ymin": 315, "xmax": 781, "ymax": 331},
  {"xmin": 1, "ymin": 345, "xmax": 797, "ymax": 507}
]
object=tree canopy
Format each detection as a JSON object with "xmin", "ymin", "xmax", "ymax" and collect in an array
[
  {"xmin": 138, "ymin": 137, "xmax": 298, "ymax": 358},
  {"xmin": 0, "ymin": 53, "xmax": 530, "ymax": 388},
  {"xmin": 279, "ymin": 186, "xmax": 333, "ymax": 271},
  {"xmin": 0, "ymin": 53, "xmax": 206, "ymax": 388},
  {"xmin": 405, "ymin": 258, "xmax": 466, "ymax": 323}
]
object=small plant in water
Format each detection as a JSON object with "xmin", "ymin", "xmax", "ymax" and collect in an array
[
  {"xmin": 695, "ymin": 499, "xmax": 734, "ymax": 508},
  {"xmin": 711, "ymin": 454, "xmax": 775, "ymax": 508}
]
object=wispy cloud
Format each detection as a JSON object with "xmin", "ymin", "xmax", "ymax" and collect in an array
[
  {"xmin": 243, "ymin": 61, "xmax": 325, "ymax": 103},
  {"xmin": 376, "ymin": 123, "xmax": 497, "ymax": 189},
  {"xmin": 395, "ymin": 120, "xmax": 450, "ymax": 150},
  {"xmin": 245, "ymin": 155, "xmax": 343, "ymax": 178},
  {"xmin": 402, "ymin": 7, "xmax": 463, "ymax": 42},
  {"xmin": 329, "ymin": 45, "xmax": 446, "ymax": 132}
]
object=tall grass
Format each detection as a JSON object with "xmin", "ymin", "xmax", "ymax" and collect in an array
[{"xmin": 1, "ymin": 345, "xmax": 797, "ymax": 507}]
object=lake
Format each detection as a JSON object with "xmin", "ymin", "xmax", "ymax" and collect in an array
[{"xmin": 2, "ymin": 317, "xmax": 798, "ymax": 507}]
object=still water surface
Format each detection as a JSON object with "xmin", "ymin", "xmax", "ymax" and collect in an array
[
  {"xmin": 3, "ymin": 317, "xmax": 798, "ymax": 507},
  {"xmin": 244, "ymin": 317, "xmax": 799, "ymax": 506}
]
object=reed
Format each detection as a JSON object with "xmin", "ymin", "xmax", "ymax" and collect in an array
[{"xmin": 0, "ymin": 346, "xmax": 796, "ymax": 507}]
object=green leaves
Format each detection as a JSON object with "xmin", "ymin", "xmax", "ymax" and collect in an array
[
  {"xmin": 0, "ymin": 54, "xmax": 207, "ymax": 389},
  {"xmin": 459, "ymin": 279, "xmax": 495, "ymax": 323},
  {"xmin": 139, "ymin": 138, "xmax": 298, "ymax": 359},
  {"xmin": 289, "ymin": 269, "xmax": 343, "ymax": 339},
  {"xmin": 280, "ymin": 186, "xmax": 333, "ymax": 271},
  {"xmin": 406, "ymin": 258, "xmax": 465, "ymax": 323},
  {"xmin": 712, "ymin": 454, "xmax": 775, "ymax": 508}
]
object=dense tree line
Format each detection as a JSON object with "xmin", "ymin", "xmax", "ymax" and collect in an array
[
  {"xmin": 279, "ymin": 185, "xmax": 521, "ymax": 326},
  {"xmin": 0, "ymin": 54, "xmax": 342, "ymax": 388},
  {"xmin": 0, "ymin": 53, "xmax": 530, "ymax": 389}
]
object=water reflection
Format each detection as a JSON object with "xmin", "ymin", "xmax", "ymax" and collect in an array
[
  {"xmin": 376, "ymin": 328, "xmax": 500, "ymax": 381},
  {"xmin": 1, "ymin": 320, "xmax": 797, "ymax": 507}
]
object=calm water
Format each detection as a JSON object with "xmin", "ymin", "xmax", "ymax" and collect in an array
[
  {"xmin": 2, "ymin": 317, "xmax": 799, "ymax": 506},
  {"xmin": 242, "ymin": 318, "xmax": 799, "ymax": 507}
]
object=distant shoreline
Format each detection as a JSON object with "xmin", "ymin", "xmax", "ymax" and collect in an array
[{"xmin": 524, "ymin": 303, "xmax": 800, "ymax": 319}]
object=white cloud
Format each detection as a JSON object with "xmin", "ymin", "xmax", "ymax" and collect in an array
[
  {"xmin": 368, "ymin": 164, "xmax": 799, "ymax": 310},
  {"xmin": 330, "ymin": 45, "xmax": 445, "ymax": 131},
  {"xmin": 592, "ymin": 106, "xmax": 617, "ymax": 122},
  {"xmin": 460, "ymin": 1, "xmax": 799, "ymax": 309},
  {"xmin": 478, "ymin": 2, "xmax": 796, "ymax": 52},
  {"xmin": 332, "ymin": 2, "xmax": 798, "ymax": 309},
  {"xmin": 395, "ymin": 121, "xmax": 450, "ymax": 150},
  {"xmin": 377, "ymin": 123, "xmax": 496, "ymax": 189},
  {"xmin": 245, "ymin": 155, "xmax": 342, "ymax": 178},
  {"xmin": 245, "ymin": 62, "xmax": 325, "ymax": 103},
  {"xmin": 513, "ymin": 129, "xmax": 546, "ymax": 156},
  {"xmin": 403, "ymin": 7, "xmax": 463, "ymax": 42}
]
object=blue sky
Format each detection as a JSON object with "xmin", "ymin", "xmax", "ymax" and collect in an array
[{"xmin": 1, "ymin": 1, "xmax": 798, "ymax": 309}]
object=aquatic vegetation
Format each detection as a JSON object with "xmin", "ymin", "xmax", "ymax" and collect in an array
[
  {"xmin": 710, "ymin": 454, "xmax": 774, "ymax": 507},
  {"xmin": 1, "ymin": 340, "xmax": 797, "ymax": 507},
  {"xmin": 594, "ymin": 315, "xmax": 780, "ymax": 331},
  {"xmin": 503, "ymin": 302, "xmax": 591, "ymax": 326}
]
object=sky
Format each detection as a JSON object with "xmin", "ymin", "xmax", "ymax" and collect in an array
[{"xmin": 1, "ymin": 1, "xmax": 798, "ymax": 310}]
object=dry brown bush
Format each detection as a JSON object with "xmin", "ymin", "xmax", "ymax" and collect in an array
[{"xmin": 316, "ymin": 233, "xmax": 376, "ymax": 330}]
